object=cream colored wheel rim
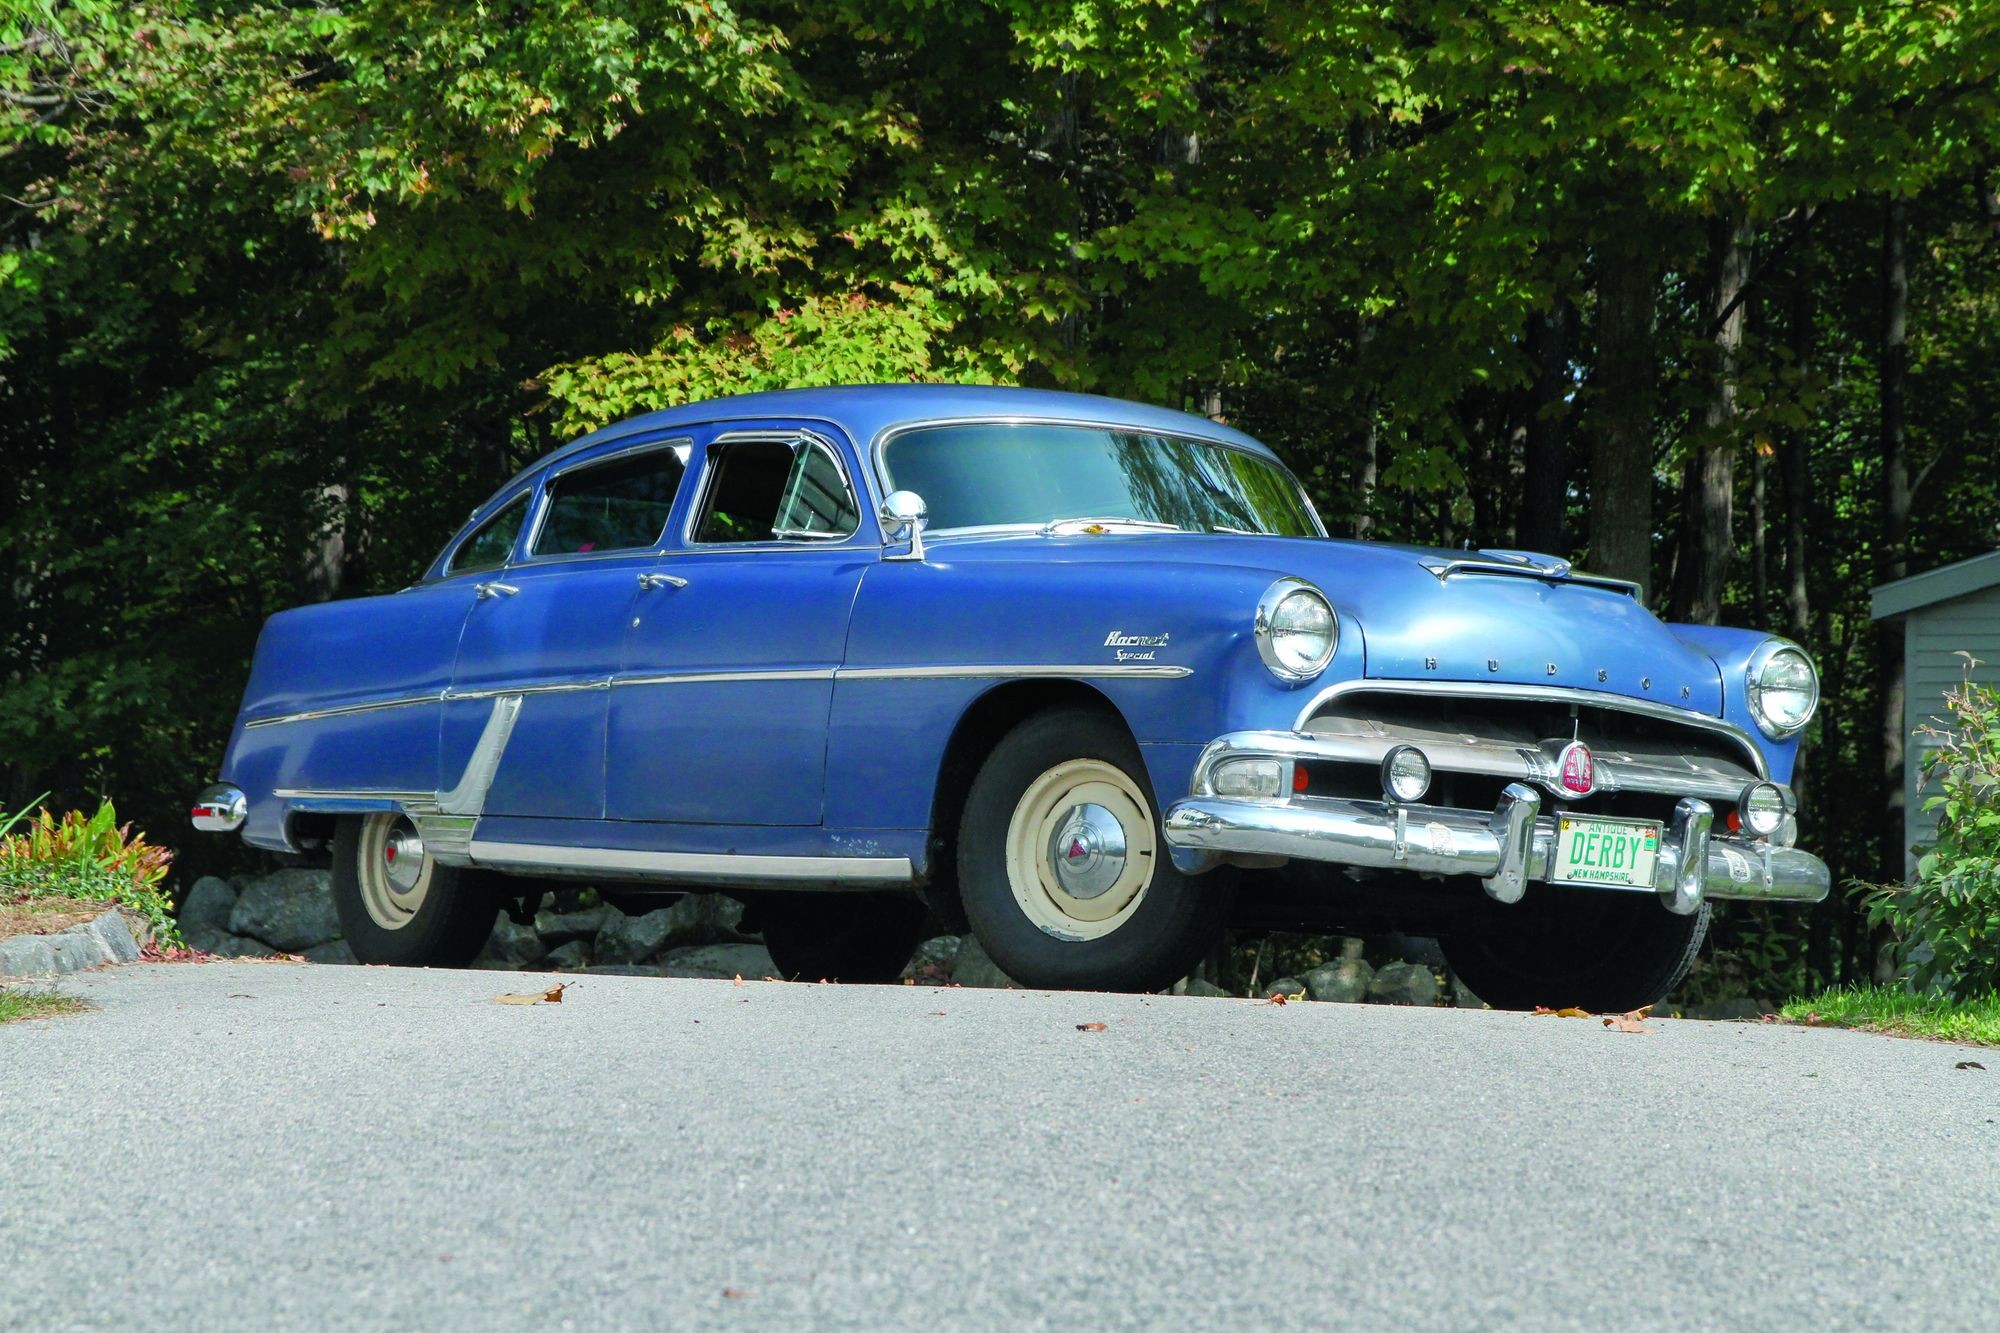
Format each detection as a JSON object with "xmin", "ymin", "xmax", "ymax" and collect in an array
[
  {"xmin": 356, "ymin": 813, "xmax": 433, "ymax": 931},
  {"xmin": 1004, "ymin": 758, "xmax": 1157, "ymax": 941}
]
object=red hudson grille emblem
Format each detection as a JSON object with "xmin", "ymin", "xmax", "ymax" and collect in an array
[{"xmin": 1557, "ymin": 741, "xmax": 1595, "ymax": 796}]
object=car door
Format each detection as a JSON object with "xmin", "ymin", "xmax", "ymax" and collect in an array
[
  {"xmin": 605, "ymin": 424, "xmax": 873, "ymax": 826},
  {"xmin": 442, "ymin": 439, "xmax": 690, "ymax": 821}
]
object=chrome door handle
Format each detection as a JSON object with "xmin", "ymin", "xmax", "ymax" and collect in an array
[
  {"xmin": 637, "ymin": 573, "xmax": 688, "ymax": 591},
  {"xmin": 474, "ymin": 581, "xmax": 520, "ymax": 600}
]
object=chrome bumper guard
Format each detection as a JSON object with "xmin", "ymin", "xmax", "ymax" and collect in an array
[{"xmin": 1164, "ymin": 780, "xmax": 1828, "ymax": 916}]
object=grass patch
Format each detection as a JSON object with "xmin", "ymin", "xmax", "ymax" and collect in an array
[
  {"xmin": 1781, "ymin": 985, "xmax": 2000, "ymax": 1047},
  {"xmin": 0, "ymin": 991, "xmax": 89, "ymax": 1025}
]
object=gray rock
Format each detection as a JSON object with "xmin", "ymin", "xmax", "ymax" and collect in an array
[
  {"xmin": 178, "ymin": 877, "xmax": 238, "ymax": 936},
  {"xmin": 228, "ymin": 869, "xmax": 339, "ymax": 952},
  {"xmin": 1302, "ymin": 957, "xmax": 1373, "ymax": 1004},
  {"xmin": 594, "ymin": 907, "xmax": 681, "ymax": 966},
  {"xmin": 1364, "ymin": 933, "xmax": 1448, "ymax": 970},
  {"xmin": 88, "ymin": 912, "xmax": 141, "ymax": 964},
  {"xmin": 533, "ymin": 908, "xmax": 609, "ymax": 946},
  {"xmin": 302, "ymin": 939, "xmax": 358, "ymax": 966},
  {"xmin": 1263, "ymin": 975, "xmax": 1309, "ymax": 1001},
  {"xmin": 1182, "ymin": 977, "xmax": 1232, "ymax": 998},
  {"xmin": 658, "ymin": 943, "xmax": 777, "ymax": 979},
  {"xmin": 0, "ymin": 934, "xmax": 58, "ymax": 977},
  {"xmin": 912, "ymin": 935, "xmax": 962, "ymax": 969},
  {"xmin": 1450, "ymin": 974, "xmax": 1487, "ymax": 1009},
  {"xmin": 1367, "ymin": 960, "xmax": 1440, "ymax": 1007},
  {"xmin": 544, "ymin": 941, "xmax": 592, "ymax": 971},
  {"xmin": 210, "ymin": 934, "xmax": 280, "ymax": 959},
  {"xmin": 584, "ymin": 964, "xmax": 661, "ymax": 977},
  {"xmin": 474, "ymin": 916, "xmax": 547, "ymax": 971},
  {"xmin": 180, "ymin": 918, "xmax": 238, "ymax": 955},
  {"xmin": 656, "ymin": 893, "xmax": 747, "ymax": 947},
  {"xmin": 950, "ymin": 935, "xmax": 1019, "ymax": 989},
  {"xmin": 49, "ymin": 929, "xmax": 108, "ymax": 972}
]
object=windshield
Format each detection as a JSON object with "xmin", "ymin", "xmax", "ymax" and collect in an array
[{"xmin": 881, "ymin": 423, "xmax": 1321, "ymax": 537}]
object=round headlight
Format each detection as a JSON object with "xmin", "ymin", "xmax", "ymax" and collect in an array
[
  {"xmin": 1747, "ymin": 642, "xmax": 1819, "ymax": 739},
  {"xmin": 1738, "ymin": 782, "xmax": 1786, "ymax": 838},
  {"xmin": 1255, "ymin": 578, "xmax": 1337, "ymax": 682},
  {"xmin": 1381, "ymin": 746, "xmax": 1433, "ymax": 803}
]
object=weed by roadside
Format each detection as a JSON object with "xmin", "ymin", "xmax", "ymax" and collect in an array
[
  {"xmin": 0, "ymin": 795, "xmax": 181, "ymax": 948},
  {"xmin": 1782, "ymin": 985, "xmax": 2000, "ymax": 1047},
  {"xmin": 0, "ymin": 991, "xmax": 90, "ymax": 1025}
]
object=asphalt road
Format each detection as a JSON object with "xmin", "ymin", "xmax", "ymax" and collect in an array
[{"xmin": 2, "ymin": 963, "xmax": 1995, "ymax": 1330}]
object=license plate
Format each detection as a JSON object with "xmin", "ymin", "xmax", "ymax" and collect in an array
[{"xmin": 1552, "ymin": 815, "xmax": 1661, "ymax": 888}]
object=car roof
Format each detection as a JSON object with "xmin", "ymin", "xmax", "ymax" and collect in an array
[{"xmin": 539, "ymin": 384, "xmax": 1277, "ymax": 473}]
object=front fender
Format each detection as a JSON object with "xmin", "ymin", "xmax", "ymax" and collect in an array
[{"xmin": 1668, "ymin": 624, "xmax": 1804, "ymax": 784}]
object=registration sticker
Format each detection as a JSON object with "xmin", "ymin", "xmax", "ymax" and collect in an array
[{"xmin": 1553, "ymin": 815, "xmax": 1662, "ymax": 889}]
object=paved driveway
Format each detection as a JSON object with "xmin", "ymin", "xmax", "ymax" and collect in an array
[{"xmin": 2, "ymin": 963, "xmax": 1994, "ymax": 1329}]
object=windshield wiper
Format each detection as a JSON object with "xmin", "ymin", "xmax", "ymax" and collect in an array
[{"xmin": 1038, "ymin": 517, "xmax": 1184, "ymax": 536}]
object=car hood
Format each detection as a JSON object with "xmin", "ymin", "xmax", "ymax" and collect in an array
[{"xmin": 930, "ymin": 531, "xmax": 1726, "ymax": 714}]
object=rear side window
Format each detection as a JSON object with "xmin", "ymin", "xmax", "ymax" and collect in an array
[
  {"xmin": 533, "ymin": 447, "xmax": 686, "ymax": 557},
  {"xmin": 448, "ymin": 493, "xmax": 528, "ymax": 575},
  {"xmin": 692, "ymin": 437, "xmax": 859, "ymax": 544}
]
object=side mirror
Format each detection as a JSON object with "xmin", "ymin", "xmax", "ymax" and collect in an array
[{"xmin": 880, "ymin": 490, "xmax": 929, "ymax": 563}]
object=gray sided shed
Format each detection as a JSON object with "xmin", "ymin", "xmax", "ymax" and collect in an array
[{"xmin": 1871, "ymin": 550, "xmax": 2000, "ymax": 874}]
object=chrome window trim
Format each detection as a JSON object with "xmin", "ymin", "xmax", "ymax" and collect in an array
[
  {"xmin": 1291, "ymin": 678, "xmax": 1769, "ymax": 778},
  {"xmin": 869, "ymin": 416, "xmax": 1329, "ymax": 540},
  {"xmin": 442, "ymin": 488, "xmax": 535, "ymax": 578},
  {"xmin": 520, "ymin": 436, "xmax": 695, "ymax": 565},
  {"xmin": 682, "ymin": 428, "xmax": 872, "ymax": 550}
]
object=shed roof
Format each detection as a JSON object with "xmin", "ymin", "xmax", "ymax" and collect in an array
[{"xmin": 1872, "ymin": 549, "xmax": 2000, "ymax": 620}]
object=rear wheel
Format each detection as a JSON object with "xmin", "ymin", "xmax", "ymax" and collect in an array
[
  {"xmin": 1442, "ymin": 888, "xmax": 1709, "ymax": 1013},
  {"xmin": 957, "ymin": 708, "xmax": 1229, "ymax": 993},
  {"xmin": 759, "ymin": 892, "xmax": 929, "ymax": 983},
  {"xmin": 332, "ymin": 814, "xmax": 500, "ymax": 967}
]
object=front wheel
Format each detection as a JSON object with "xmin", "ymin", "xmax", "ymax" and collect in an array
[
  {"xmin": 332, "ymin": 814, "xmax": 500, "ymax": 967},
  {"xmin": 1441, "ymin": 888, "xmax": 1710, "ymax": 1013},
  {"xmin": 957, "ymin": 708, "xmax": 1229, "ymax": 993}
]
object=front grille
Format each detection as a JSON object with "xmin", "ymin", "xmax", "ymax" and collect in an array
[{"xmin": 1298, "ymin": 687, "xmax": 1761, "ymax": 809}]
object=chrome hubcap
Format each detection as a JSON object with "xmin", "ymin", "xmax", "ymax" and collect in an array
[
  {"xmin": 357, "ymin": 813, "xmax": 432, "ymax": 932},
  {"xmin": 1048, "ymin": 802, "xmax": 1127, "ymax": 899},
  {"xmin": 382, "ymin": 828, "xmax": 426, "ymax": 897}
]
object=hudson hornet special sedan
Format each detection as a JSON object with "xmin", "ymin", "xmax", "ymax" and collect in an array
[{"xmin": 192, "ymin": 385, "xmax": 1828, "ymax": 1010}]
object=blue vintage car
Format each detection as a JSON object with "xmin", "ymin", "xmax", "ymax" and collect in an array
[{"xmin": 191, "ymin": 385, "xmax": 1827, "ymax": 1008}]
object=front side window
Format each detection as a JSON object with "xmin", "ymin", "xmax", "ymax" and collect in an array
[
  {"xmin": 448, "ymin": 493, "xmax": 528, "ymax": 575},
  {"xmin": 532, "ymin": 446, "xmax": 686, "ymax": 557},
  {"xmin": 881, "ymin": 423, "xmax": 1320, "ymax": 537},
  {"xmin": 692, "ymin": 437, "xmax": 859, "ymax": 544}
]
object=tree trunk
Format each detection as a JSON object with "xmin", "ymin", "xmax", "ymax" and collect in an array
[
  {"xmin": 1354, "ymin": 315, "xmax": 1378, "ymax": 538},
  {"xmin": 1519, "ymin": 299, "xmax": 1572, "ymax": 555},
  {"xmin": 1750, "ymin": 450, "xmax": 1768, "ymax": 628},
  {"xmin": 1587, "ymin": 236, "xmax": 1659, "ymax": 598},
  {"xmin": 1670, "ymin": 215, "xmax": 1752, "ymax": 625},
  {"xmin": 1878, "ymin": 196, "xmax": 1912, "ymax": 885}
]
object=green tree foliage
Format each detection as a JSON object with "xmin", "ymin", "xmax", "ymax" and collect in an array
[{"xmin": 4, "ymin": 1, "xmax": 1998, "ymax": 987}]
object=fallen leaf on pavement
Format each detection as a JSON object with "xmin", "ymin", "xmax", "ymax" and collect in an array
[
  {"xmin": 1956, "ymin": 1061, "xmax": 1986, "ymax": 1071},
  {"xmin": 1266, "ymin": 990, "xmax": 1303, "ymax": 1005},
  {"xmin": 732, "ymin": 974, "xmax": 745, "ymax": 986},
  {"xmin": 1602, "ymin": 1007, "xmax": 1657, "ymax": 1033},
  {"xmin": 1533, "ymin": 1006, "xmax": 1591, "ymax": 1018},
  {"xmin": 1076, "ymin": 1022, "xmax": 1107, "ymax": 1031},
  {"xmin": 722, "ymin": 1287, "xmax": 749, "ymax": 1299},
  {"xmin": 492, "ymin": 982, "xmax": 568, "ymax": 1006}
]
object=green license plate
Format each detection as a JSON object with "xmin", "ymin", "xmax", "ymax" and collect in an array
[{"xmin": 1553, "ymin": 815, "xmax": 1662, "ymax": 888}]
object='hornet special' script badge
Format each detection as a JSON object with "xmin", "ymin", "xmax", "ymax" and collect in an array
[{"xmin": 1104, "ymin": 630, "xmax": 1170, "ymax": 662}]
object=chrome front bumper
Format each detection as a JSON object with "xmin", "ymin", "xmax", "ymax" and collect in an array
[{"xmin": 1164, "ymin": 783, "xmax": 1829, "ymax": 916}]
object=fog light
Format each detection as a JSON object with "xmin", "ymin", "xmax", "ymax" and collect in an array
[
  {"xmin": 1739, "ymin": 782, "xmax": 1786, "ymax": 838},
  {"xmin": 1380, "ymin": 746, "xmax": 1432, "ymax": 803},
  {"xmin": 1213, "ymin": 757, "xmax": 1286, "ymax": 801}
]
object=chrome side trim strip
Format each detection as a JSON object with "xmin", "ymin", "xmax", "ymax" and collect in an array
[
  {"xmin": 244, "ymin": 693, "xmax": 444, "ymax": 730},
  {"xmin": 837, "ymin": 663, "xmax": 1194, "ymax": 681},
  {"xmin": 466, "ymin": 841, "xmax": 915, "ymax": 885},
  {"xmin": 1291, "ymin": 678, "xmax": 1767, "ymax": 777},
  {"xmin": 247, "ymin": 662, "xmax": 1193, "ymax": 729},
  {"xmin": 438, "ymin": 695, "xmax": 523, "ymax": 816},
  {"xmin": 616, "ymin": 668, "xmax": 838, "ymax": 688},
  {"xmin": 273, "ymin": 787, "xmax": 434, "ymax": 802}
]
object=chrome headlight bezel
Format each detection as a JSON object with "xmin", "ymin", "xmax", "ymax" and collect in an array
[
  {"xmin": 1254, "ymin": 577, "xmax": 1338, "ymax": 683},
  {"xmin": 1746, "ymin": 640, "xmax": 1820, "ymax": 740}
]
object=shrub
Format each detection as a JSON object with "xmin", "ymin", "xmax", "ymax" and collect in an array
[
  {"xmin": 0, "ymin": 796, "xmax": 181, "ymax": 947},
  {"xmin": 1867, "ymin": 659, "xmax": 2000, "ymax": 1000}
]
